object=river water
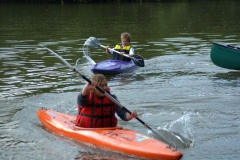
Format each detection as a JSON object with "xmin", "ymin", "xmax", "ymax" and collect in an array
[{"xmin": 1, "ymin": 1, "xmax": 240, "ymax": 160}]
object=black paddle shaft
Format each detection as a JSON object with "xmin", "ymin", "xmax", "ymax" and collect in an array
[{"xmin": 122, "ymin": 106, "xmax": 153, "ymax": 130}]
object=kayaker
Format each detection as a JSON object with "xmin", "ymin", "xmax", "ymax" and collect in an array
[
  {"xmin": 106, "ymin": 32, "xmax": 134, "ymax": 62},
  {"xmin": 76, "ymin": 74, "xmax": 138, "ymax": 128}
]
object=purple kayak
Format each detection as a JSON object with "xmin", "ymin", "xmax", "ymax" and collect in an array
[{"xmin": 90, "ymin": 59, "xmax": 139, "ymax": 75}]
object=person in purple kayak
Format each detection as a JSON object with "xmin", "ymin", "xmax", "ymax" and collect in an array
[
  {"xmin": 106, "ymin": 32, "xmax": 135, "ymax": 62},
  {"xmin": 75, "ymin": 74, "xmax": 138, "ymax": 128}
]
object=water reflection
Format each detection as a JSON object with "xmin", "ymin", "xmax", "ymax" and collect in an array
[
  {"xmin": 1, "ymin": 1, "xmax": 240, "ymax": 160},
  {"xmin": 0, "ymin": 43, "xmax": 85, "ymax": 99},
  {"xmin": 214, "ymin": 71, "xmax": 240, "ymax": 81}
]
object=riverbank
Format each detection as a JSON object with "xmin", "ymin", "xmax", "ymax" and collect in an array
[{"xmin": 0, "ymin": 0, "xmax": 189, "ymax": 4}]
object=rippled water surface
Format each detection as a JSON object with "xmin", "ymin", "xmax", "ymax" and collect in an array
[{"xmin": 1, "ymin": 1, "xmax": 240, "ymax": 160}]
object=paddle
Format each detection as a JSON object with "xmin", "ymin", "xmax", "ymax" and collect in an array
[
  {"xmin": 39, "ymin": 44, "xmax": 167, "ymax": 144},
  {"xmin": 84, "ymin": 37, "xmax": 145, "ymax": 67}
]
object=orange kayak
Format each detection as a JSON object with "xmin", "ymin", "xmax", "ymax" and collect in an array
[{"xmin": 37, "ymin": 108, "xmax": 183, "ymax": 160}]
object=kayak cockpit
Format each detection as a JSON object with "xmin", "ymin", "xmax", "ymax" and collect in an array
[{"xmin": 74, "ymin": 126, "xmax": 123, "ymax": 130}]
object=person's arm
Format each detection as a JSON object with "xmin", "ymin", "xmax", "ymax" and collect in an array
[
  {"xmin": 78, "ymin": 81, "xmax": 96, "ymax": 106},
  {"xmin": 129, "ymin": 47, "xmax": 134, "ymax": 56},
  {"xmin": 106, "ymin": 46, "xmax": 113, "ymax": 55},
  {"xmin": 125, "ymin": 110, "xmax": 138, "ymax": 120},
  {"xmin": 77, "ymin": 93, "xmax": 88, "ymax": 107},
  {"xmin": 114, "ymin": 96, "xmax": 138, "ymax": 121},
  {"xmin": 81, "ymin": 82, "xmax": 92, "ymax": 96}
]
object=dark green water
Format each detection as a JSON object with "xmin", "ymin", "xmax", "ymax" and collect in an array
[{"xmin": 0, "ymin": 1, "xmax": 240, "ymax": 160}]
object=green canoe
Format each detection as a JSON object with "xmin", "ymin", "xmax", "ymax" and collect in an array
[{"xmin": 210, "ymin": 42, "xmax": 240, "ymax": 70}]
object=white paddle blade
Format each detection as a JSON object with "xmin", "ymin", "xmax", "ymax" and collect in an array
[
  {"xmin": 84, "ymin": 37, "xmax": 100, "ymax": 47},
  {"xmin": 149, "ymin": 129, "xmax": 192, "ymax": 148}
]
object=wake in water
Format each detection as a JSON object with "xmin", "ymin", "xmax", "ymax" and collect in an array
[{"xmin": 148, "ymin": 114, "xmax": 194, "ymax": 148}]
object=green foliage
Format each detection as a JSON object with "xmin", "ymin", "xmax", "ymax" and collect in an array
[{"xmin": 0, "ymin": 0, "xmax": 184, "ymax": 3}]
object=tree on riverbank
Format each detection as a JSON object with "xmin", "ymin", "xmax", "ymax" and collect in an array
[{"xmin": 0, "ymin": 0, "xmax": 185, "ymax": 3}]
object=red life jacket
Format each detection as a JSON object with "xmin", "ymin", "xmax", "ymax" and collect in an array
[{"xmin": 75, "ymin": 92, "xmax": 117, "ymax": 128}]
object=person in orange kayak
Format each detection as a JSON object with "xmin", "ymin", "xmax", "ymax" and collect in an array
[
  {"xmin": 76, "ymin": 74, "xmax": 138, "ymax": 128},
  {"xmin": 106, "ymin": 32, "xmax": 134, "ymax": 62}
]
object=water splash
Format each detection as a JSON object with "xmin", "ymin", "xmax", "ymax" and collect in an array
[
  {"xmin": 75, "ymin": 45, "xmax": 96, "ymax": 68},
  {"xmin": 148, "ymin": 114, "xmax": 194, "ymax": 148}
]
